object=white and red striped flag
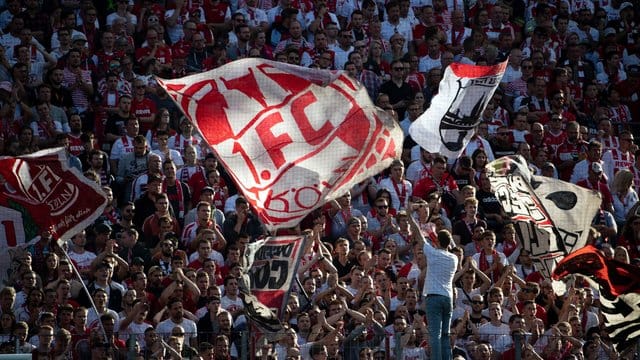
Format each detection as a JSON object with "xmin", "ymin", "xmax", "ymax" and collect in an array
[{"xmin": 157, "ymin": 59, "xmax": 403, "ymax": 230}]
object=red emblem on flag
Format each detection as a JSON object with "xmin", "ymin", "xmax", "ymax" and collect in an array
[{"xmin": 157, "ymin": 59, "xmax": 403, "ymax": 230}]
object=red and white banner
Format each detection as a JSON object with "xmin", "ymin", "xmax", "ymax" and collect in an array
[
  {"xmin": 239, "ymin": 235, "xmax": 307, "ymax": 337},
  {"xmin": 244, "ymin": 235, "xmax": 307, "ymax": 316},
  {"xmin": 410, "ymin": 61, "xmax": 507, "ymax": 160},
  {"xmin": 0, "ymin": 148, "xmax": 108, "ymax": 248},
  {"xmin": 157, "ymin": 59, "xmax": 403, "ymax": 230}
]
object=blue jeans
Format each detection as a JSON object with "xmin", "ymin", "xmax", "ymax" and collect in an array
[{"xmin": 425, "ymin": 294, "xmax": 453, "ymax": 360}]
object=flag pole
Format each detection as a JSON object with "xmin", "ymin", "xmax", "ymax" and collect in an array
[{"xmin": 59, "ymin": 240, "xmax": 110, "ymax": 343}]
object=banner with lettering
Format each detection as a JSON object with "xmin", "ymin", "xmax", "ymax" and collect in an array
[
  {"xmin": 410, "ymin": 61, "xmax": 507, "ymax": 160},
  {"xmin": 156, "ymin": 59, "xmax": 403, "ymax": 230},
  {"xmin": 239, "ymin": 235, "xmax": 307, "ymax": 338},
  {"xmin": 486, "ymin": 155, "xmax": 601, "ymax": 280},
  {"xmin": 0, "ymin": 148, "xmax": 108, "ymax": 247}
]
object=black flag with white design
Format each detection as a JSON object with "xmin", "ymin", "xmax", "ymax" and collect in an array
[{"xmin": 553, "ymin": 245, "xmax": 640, "ymax": 353}]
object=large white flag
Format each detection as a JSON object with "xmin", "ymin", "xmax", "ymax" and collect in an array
[
  {"xmin": 487, "ymin": 156, "xmax": 601, "ymax": 280},
  {"xmin": 157, "ymin": 59, "xmax": 403, "ymax": 231},
  {"xmin": 410, "ymin": 61, "xmax": 507, "ymax": 160}
]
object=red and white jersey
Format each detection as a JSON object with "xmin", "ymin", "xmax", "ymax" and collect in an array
[
  {"xmin": 68, "ymin": 133, "xmax": 84, "ymax": 156},
  {"xmin": 67, "ymin": 250, "xmax": 97, "ymax": 278},
  {"xmin": 599, "ymin": 135, "xmax": 620, "ymax": 153},
  {"xmin": 110, "ymin": 135, "xmax": 136, "ymax": 161},
  {"xmin": 169, "ymin": 134, "xmax": 200, "ymax": 157},
  {"xmin": 602, "ymin": 148, "xmax": 635, "ymax": 184},
  {"xmin": 544, "ymin": 130, "xmax": 567, "ymax": 154}
]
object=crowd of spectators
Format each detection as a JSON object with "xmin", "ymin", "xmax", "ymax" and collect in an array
[{"xmin": 0, "ymin": 0, "xmax": 639, "ymax": 359}]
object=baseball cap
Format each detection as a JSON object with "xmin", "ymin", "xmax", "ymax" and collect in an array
[
  {"xmin": 132, "ymin": 257, "xmax": 145, "ymax": 266},
  {"xmin": 72, "ymin": 33, "xmax": 88, "ymax": 42},
  {"xmin": 201, "ymin": 186, "xmax": 215, "ymax": 194},
  {"xmin": 604, "ymin": 28, "xmax": 616, "ymax": 37},
  {"xmin": 591, "ymin": 162, "xmax": 603, "ymax": 173},
  {"xmin": 620, "ymin": 2, "xmax": 633, "ymax": 11}
]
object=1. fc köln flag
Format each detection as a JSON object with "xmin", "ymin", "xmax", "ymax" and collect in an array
[
  {"xmin": 487, "ymin": 156, "xmax": 601, "ymax": 280},
  {"xmin": 0, "ymin": 148, "xmax": 108, "ymax": 247},
  {"xmin": 410, "ymin": 61, "xmax": 507, "ymax": 160},
  {"xmin": 157, "ymin": 59, "xmax": 403, "ymax": 230},
  {"xmin": 553, "ymin": 245, "xmax": 640, "ymax": 354}
]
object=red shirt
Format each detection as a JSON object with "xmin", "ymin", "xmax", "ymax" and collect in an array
[
  {"xmin": 543, "ymin": 131, "xmax": 567, "ymax": 155},
  {"xmin": 135, "ymin": 45, "xmax": 173, "ymax": 65},
  {"xmin": 131, "ymin": 97, "xmax": 157, "ymax": 133},
  {"xmin": 554, "ymin": 139, "xmax": 588, "ymax": 181},
  {"xmin": 204, "ymin": 1, "xmax": 229, "ymax": 24},
  {"xmin": 413, "ymin": 172, "xmax": 458, "ymax": 200}
]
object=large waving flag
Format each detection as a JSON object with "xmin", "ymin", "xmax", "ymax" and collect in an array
[
  {"xmin": 410, "ymin": 61, "xmax": 507, "ymax": 160},
  {"xmin": 486, "ymin": 156, "xmax": 601, "ymax": 280},
  {"xmin": 0, "ymin": 148, "xmax": 108, "ymax": 246},
  {"xmin": 0, "ymin": 148, "xmax": 108, "ymax": 283},
  {"xmin": 157, "ymin": 59, "xmax": 403, "ymax": 230},
  {"xmin": 553, "ymin": 245, "xmax": 640, "ymax": 353}
]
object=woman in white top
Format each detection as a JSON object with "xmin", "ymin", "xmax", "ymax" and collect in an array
[{"xmin": 611, "ymin": 169, "xmax": 639, "ymax": 225}]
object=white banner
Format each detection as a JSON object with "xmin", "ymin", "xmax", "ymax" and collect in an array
[
  {"xmin": 487, "ymin": 156, "xmax": 601, "ymax": 279},
  {"xmin": 410, "ymin": 61, "xmax": 507, "ymax": 160},
  {"xmin": 157, "ymin": 59, "xmax": 403, "ymax": 230}
]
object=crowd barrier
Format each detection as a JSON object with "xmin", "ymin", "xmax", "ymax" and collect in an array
[{"xmin": 3, "ymin": 330, "xmax": 635, "ymax": 359}]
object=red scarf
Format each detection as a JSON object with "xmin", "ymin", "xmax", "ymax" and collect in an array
[
  {"xmin": 163, "ymin": 179, "xmax": 185, "ymax": 218},
  {"xmin": 392, "ymin": 178, "xmax": 406, "ymax": 208},
  {"xmin": 479, "ymin": 248, "xmax": 500, "ymax": 280}
]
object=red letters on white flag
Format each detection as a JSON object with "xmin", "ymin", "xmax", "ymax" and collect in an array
[
  {"xmin": 0, "ymin": 148, "xmax": 108, "ymax": 248},
  {"xmin": 157, "ymin": 59, "xmax": 403, "ymax": 230},
  {"xmin": 410, "ymin": 61, "xmax": 507, "ymax": 160}
]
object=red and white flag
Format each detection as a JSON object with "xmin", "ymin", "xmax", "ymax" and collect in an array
[
  {"xmin": 157, "ymin": 59, "xmax": 403, "ymax": 230},
  {"xmin": 410, "ymin": 61, "xmax": 507, "ymax": 160},
  {"xmin": 0, "ymin": 148, "xmax": 108, "ymax": 247}
]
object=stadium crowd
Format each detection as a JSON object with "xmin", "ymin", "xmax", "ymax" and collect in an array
[{"xmin": 0, "ymin": 0, "xmax": 639, "ymax": 359}]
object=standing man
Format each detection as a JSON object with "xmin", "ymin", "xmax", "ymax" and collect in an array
[{"xmin": 408, "ymin": 207, "xmax": 457, "ymax": 360}]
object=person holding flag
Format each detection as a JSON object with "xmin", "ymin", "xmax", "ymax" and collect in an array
[{"xmin": 407, "ymin": 201, "xmax": 458, "ymax": 360}]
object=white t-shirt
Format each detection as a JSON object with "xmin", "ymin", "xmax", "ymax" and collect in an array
[{"xmin": 156, "ymin": 318, "xmax": 197, "ymax": 346}]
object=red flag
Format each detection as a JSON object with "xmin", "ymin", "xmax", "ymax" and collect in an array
[
  {"xmin": 157, "ymin": 59, "xmax": 403, "ymax": 230},
  {"xmin": 0, "ymin": 148, "xmax": 108, "ymax": 247},
  {"xmin": 552, "ymin": 245, "xmax": 640, "ymax": 297},
  {"xmin": 553, "ymin": 245, "xmax": 640, "ymax": 353}
]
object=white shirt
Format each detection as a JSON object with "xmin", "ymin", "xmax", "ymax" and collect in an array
[
  {"xmin": 151, "ymin": 149, "xmax": 184, "ymax": 167},
  {"xmin": 110, "ymin": 135, "xmax": 135, "ymax": 161},
  {"xmin": 418, "ymin": 54, "xmax": 441, "ymax": 74},
  {"xmin": 156, "ymin": 317, "xmax": 198, "ymax": 346},
  {"xmin": 478, "ymin": 322, "xmax": 512, "ymax": 352},
  {"xmin": 422, "ymin": 241, "xmax": 458, "ymax": 298},
  {"xmin": 378, "ymin": 177, "xmax": 412, "ymax": 211},
  {"xmin": 380, "ymin": 19, "xmax": 412, "ymax": 52}
]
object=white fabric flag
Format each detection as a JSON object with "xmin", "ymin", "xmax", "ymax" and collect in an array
[
  {"xmin": 410, "ymin": 61, "xmax": 507, "ymax": 160},
  {"xmin": 157, "ymin": 59, "xmax": 404, "ymax": 231},
  {"xmin": 487, "ymin": 155, "xmax": 602, "ymax": 280}
]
